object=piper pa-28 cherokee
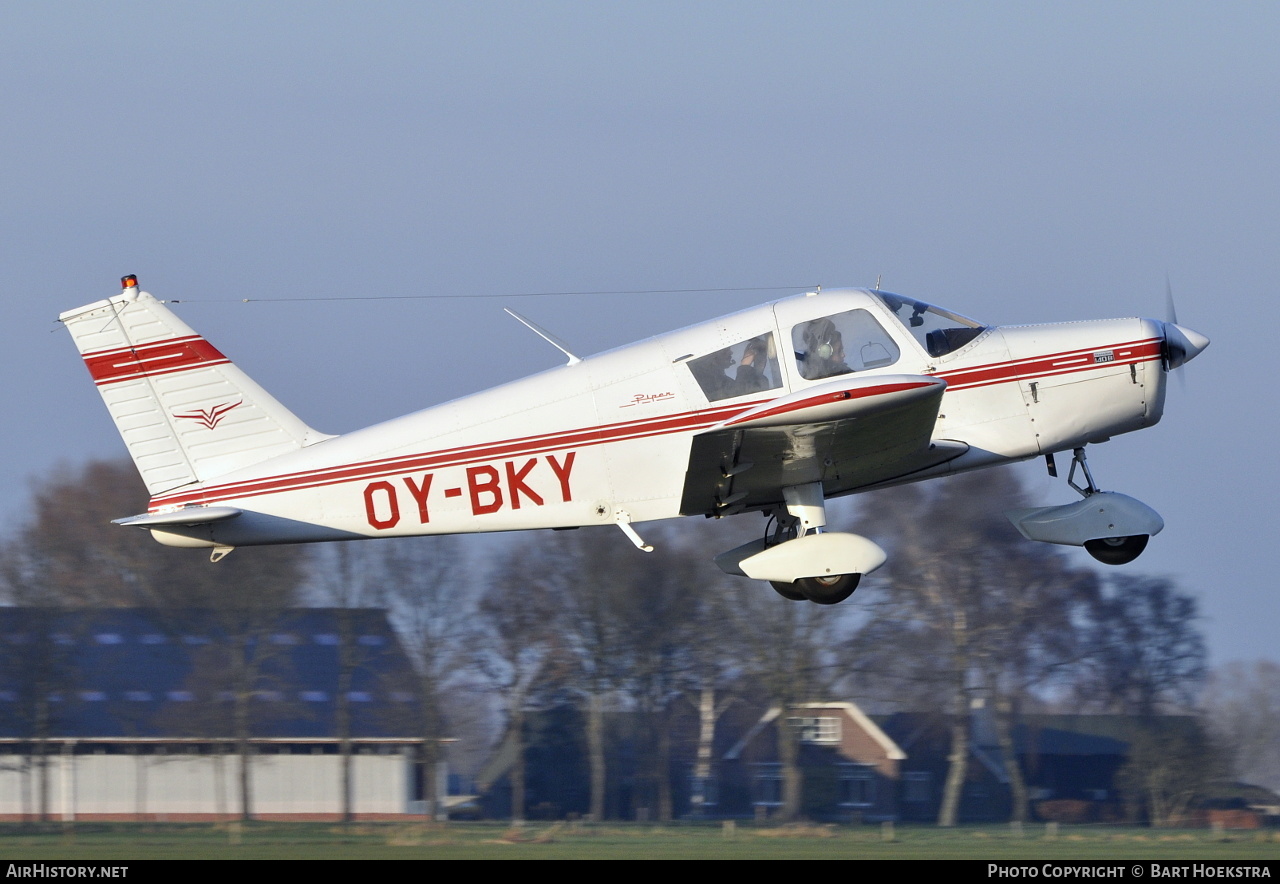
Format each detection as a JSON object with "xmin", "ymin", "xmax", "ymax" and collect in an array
[{"xmin": 61, "ymin": 276, "xmax": 1208, "ymax": 604}]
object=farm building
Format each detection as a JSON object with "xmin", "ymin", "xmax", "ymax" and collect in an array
[{"xmin": 0, "ymin": 607, "xmax": 441, "ymax": 820}]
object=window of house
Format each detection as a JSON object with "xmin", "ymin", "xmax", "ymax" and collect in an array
[
  {"xmin": 789, "ymin": 715, "xmax": 841, "ymax": 744},
  {"xmin": 791, "ymin": 309, "xmax": 900, "ymax": 381},
  {"xmin": 686, "ymin": 332, "xmax": 783, "ymax": 402},
  {"xmin": 837, "ymin": 763, "xmax": 875, "ymax": 807}
]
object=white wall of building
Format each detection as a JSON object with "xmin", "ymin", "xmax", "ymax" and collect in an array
[{"xmin": 0, "ymin": 749, "xmax": 413, "ymax": 818}]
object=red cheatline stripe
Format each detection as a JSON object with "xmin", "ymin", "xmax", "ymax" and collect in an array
[
  {"xmin": 148, "ymin": 337, "xmax": 1165, "ymax": 509},
  {"xmin": 84, "ymin": 336, "xmax": 230, "ymax": 386},
  {"xmin": 940, "ymin": 337, "xmax": 1159, "ymax": 382},
  {"xmin": 939, "ymin": 338, "xmax": 1162, "ymax": 390},
  {"xmin": 150, "ymin": 399, "xmax": 769, "ymax": 508},
  {"xmin": 723, "ymin": 380, "xmax": 939, "ymax": 426}
]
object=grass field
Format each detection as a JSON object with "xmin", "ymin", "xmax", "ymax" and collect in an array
[{"xmin": 1, "ymin": 821, "xmax": 1277, "ymax": 860}]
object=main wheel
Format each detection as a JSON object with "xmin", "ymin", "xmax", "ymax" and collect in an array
[
  {"xmin": 770, "ymin": 580, "xmax": 807, "ymax": 601},
  {"xmin": 1083, "ymin": 534, "xmax": 1149, "ymax": 566},
  {"xmin": 796, "ymin": 573, "xmax": 861, "ymax": 605}
]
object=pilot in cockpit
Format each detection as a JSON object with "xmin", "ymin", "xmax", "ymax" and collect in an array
[{"xmin": 800, "ymin": 317, "xmax": 850, "ymax": 380}]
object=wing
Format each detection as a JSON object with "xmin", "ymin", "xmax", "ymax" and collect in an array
[{"xmin": 679, "ymin": 374, "xmax": 967, "ymax": 516}]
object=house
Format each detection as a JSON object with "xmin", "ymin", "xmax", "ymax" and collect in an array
[
  {"xmin": 877, "ymin": 710, "xmax": 1203, "ymax": 823},
  {"xmin": 719, "ymin": 702, "xmax": 906, "ymax": 821},
  {"xmin": 0, "ymin": 607, "xmax": 440, "ymax": 820}
]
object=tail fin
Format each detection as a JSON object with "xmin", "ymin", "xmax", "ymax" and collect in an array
[{"xmin": 60, "ymin": 277, "xmax": 333, "ymax": 496}]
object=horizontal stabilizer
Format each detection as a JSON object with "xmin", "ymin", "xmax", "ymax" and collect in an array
[{"xmin": 112, "ymin": 506, "xmax": 242, "ymax": 528}]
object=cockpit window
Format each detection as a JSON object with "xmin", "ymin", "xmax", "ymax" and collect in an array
[
  {"xmin": 875, "ymin": 292, "xmax": 988, "ymax": 358},
  {"xmin": 791, "ymin": 309, "xmax": 900, "ymax": 381},
  {"xmin": 687, "ymin": 332, "xmax": 784, "ymax": 402}
]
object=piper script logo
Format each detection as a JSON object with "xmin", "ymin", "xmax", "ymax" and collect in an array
[{"xmin": 172, "ymin": 400, "xmax": 242, "ymax": 430}]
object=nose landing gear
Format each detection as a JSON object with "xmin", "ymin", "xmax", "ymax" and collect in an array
[{"xmin": 1007, "ymin": 447, "xmax": 1164, "ymax": 565}]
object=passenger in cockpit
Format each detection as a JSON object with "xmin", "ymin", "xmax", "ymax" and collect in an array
[
  {"xmin": 690, "ymin": 346, "xmax": 735, "ymax": 400},
  {"xmin": 734, "ymin": 336, "xmax": 771, "ymax": 394}
]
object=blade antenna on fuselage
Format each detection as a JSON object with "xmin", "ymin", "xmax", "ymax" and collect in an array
[{"xmin": 503, "ymin": 307, "xmax": 582, "ymax": 365}]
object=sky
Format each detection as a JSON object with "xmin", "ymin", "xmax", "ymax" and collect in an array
[{"xmin": 2, "ymin": 2, "xmax": 1277, "ymax": 665}]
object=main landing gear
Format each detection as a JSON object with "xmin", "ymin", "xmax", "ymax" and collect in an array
[
  {"xmin": 1006, "ymin": 447, "xmax": 1164, "ymax": 566},
  {"xmin": 714, "ymin": 482, "xmax": 886, "ymax": 605}
]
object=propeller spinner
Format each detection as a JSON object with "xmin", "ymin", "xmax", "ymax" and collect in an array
[{"xmin": 1161, "ymin": 321, "xmax": 1210, "ymax": 370}]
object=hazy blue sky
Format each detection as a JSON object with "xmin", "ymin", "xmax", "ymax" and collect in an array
[{"xmin": 3, "ymin": 2, "xmax": 1276, "ymax": 664}]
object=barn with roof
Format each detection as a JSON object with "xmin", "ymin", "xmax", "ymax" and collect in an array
[{"xmin": 0, "ymin": 608, "xmax": 439, "ymax": 820}]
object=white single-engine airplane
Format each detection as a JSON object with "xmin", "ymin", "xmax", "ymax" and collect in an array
[{"xmin": 61, "ymin": 276, "xmax": 1208, "ymax": 604}]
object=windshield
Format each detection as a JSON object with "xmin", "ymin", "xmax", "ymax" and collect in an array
[{"xmin": 874, "ymin": 292, "xmax": 988, "ymax": 358}]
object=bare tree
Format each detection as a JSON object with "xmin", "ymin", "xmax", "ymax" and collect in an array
[
  {"xmin": 0, "ymin": 459, "xmax": 303, "ymax": 610},
  {"xmin": 610, "ymin": 526, "xmax": 707, "ymax": 822},
  {"xmin": 1116, "ymin": 718, "xmax": 1222, "ymax": 826},
  {"xmin": 378, "ymin": 536, "xmax": 475, "ymax": 820},
  {"xmin": 1073, "ymin": 575, "xmax": 1207, "ymax": 716},
  {"xmin": 727, "ymin": 574, "xmax": 844, "ymax": 820},
  {"xmin": 474, "ymin": 540, "xmax": 567, "ymax": 823},
  {"xmin": 307, "ymin": 542, "xmax": 382, "ymax": 823},
  {"xmin": 847, "ymin": 468, "xmax": 1101, "ymax": 826},
  {"xmin": 1201, "ymin": 660, "xmax": 1280, "ymax": 793},
  {"xmin": 0, "ymin": 608, "xmax": 82, "ymax": 821},
  {"xmin": 683, "ymin": 572, "xmax": 744, "ymax": 819},
  {"xmin": 513, "ymin": 528, "xmax": 639, "ymax": 821}
]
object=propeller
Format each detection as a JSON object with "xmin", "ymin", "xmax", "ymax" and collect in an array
[{"xmin": 1160, "ymin": 276, "xmax": 1209, "ymax": 374}]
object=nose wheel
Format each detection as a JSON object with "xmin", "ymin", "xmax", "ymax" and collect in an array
[
  {"xmin": 1083, "ymin": 534, "xmax": 1149, "ymax": 565},
  {"xmin": 771, "ymin": 573, "xmax": 862, "ymax": 604},
  {"xmin": 1014, "ymin": 448, "xmax": 1163, "ymax": 566}
]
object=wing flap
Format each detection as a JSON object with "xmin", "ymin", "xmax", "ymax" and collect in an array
[{"xmin": 680, "ymin": 374, "xmax": 965, "ymax": 516}]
